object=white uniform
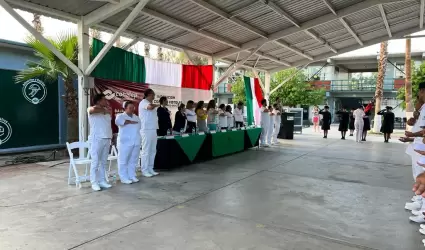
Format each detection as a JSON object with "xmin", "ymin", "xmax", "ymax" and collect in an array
[
  {"xmin": 139, "ymin": 99, "xmax": 158, "ymax": 175},
  {"xmin": 218, "ymin": 110, "xmax": 228, "ymax": 129},
  {"xmin": 234, "ymin": 108, "xmax": 243, "ymax": 128},
  {"xmin": 226, "ymin": 112, "xmax": 234, "ymax": 128},
  {"xmin": 272, "ymin": 110, "xmax": 281, "ymax": 143},
  {"xmin": 260, "ymin": 106, "xmax": 270, "ymax": 145},
  {"xmin": 87, "ymin": 109, "xmax": 112, "ymax": 185},
  {"xmin": 267, "ymin": 112, "xmax": 275, "ymax": 144},
  {"xmin": 410, "ymin": 104, "xmax": 425, "ymax": 179},
  {"xmin": 115, "ymin": 112, "xmax": 141, "ymax": 181},
  {"xmin": 353, "ymin": 108, "xmax": 365, "ymax": 142}
]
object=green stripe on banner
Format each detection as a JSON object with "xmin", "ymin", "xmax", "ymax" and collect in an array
[
  {"xmin": 244, "ymin": 76, "xmax": 254, "ymax": 126},
  {"xmin": 246, "ymin": 128, "xmax": 262, "ymax": 147},
  {"xmin": 91, "ymin": 38, "xmax": 146, "ymax": 83},
  {"xmin": 211, "ymin": 130, "xmax": 245, "ymax": 157},
  {"xmin": 174, "ymin": 134, "xmax": 206, "ymax": 162}
]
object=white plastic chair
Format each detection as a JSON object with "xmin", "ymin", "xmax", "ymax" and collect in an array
[
  {"xmin": 66, "ymin": 141, "xmax": 91, "ymax": 188},
  {"xmin": 106, "ymin": 144, "xmax": 118, "ymax": 182}
]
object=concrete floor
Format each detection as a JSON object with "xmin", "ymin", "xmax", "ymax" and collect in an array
[{"xmin": 0, "ymin": 128, "xmax": 422, "ymax": 250}]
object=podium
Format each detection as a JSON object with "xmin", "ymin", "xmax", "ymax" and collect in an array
[{"xmin": 278, "ymin": 112, "xmax": 295, "ymax": 139}]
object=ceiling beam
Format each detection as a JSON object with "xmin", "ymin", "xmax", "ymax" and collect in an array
[
  {"xmin": 273, "ymin": 40, "xmax": 313, "ymax": 60},
  {"xmin": 83, "ymin": 0, "xmax": 139, "ymax": 26},
  {"xmin": 165, "ymin": 31, "xmax": 190, "ymax": 43},
  {"xmin": 229, "ymin": 1, "xmax": 262, "ymax": 18},
  {"xmin": 212, "ymin": 0, "xmax": 400, "ymax": 59},
  {"xmin": 122, "ymin": 38, "xmax": 139, "ymax": 50},
  {"xmin": 339, "ymin": 17, "xmax": 363, "ymax": 46},
  {"xmin": 421, "ymin": 0, "xmax": 424, "ymax": 29},
  {"xmin": 270, "ymin": 26, "xmax": 423, "ymax": 73},
  {"xmin": 6, "ymin": 0, "xmax": 80, "ymax": 22},
  {"xmin": 265, "ymin": 1, "xmax": 300, "ymax": 28},
  {"xmin": 322, "ymin": 0, "xmax": 337, "ymax": 15},
  {"xmin": 304, "ymin": 30, "xmax": 337, "ymax": 53},
  {"xmin": 89, "ymin": 0, "xmax": 120, "ymax": 3},
  {"xmin": 378, "ymin": 4, "xmax": 392, "ymax": 37},
  {"xmin": 254, "ymin": 55, "xmax": 261, "ymax": 68}
]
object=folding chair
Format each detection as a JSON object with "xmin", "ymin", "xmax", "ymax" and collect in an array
[
  {"xmin": 66, "ymin": 141, "xmax": 91, "ymax": 188},
  {"xmin": 105, "ymin": 144, "xmax": 118, "ymax": 182}
]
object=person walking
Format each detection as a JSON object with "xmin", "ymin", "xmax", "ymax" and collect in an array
[{"xmin": 353, "ymin": 105, "xmax": 365, "ymax": 143}]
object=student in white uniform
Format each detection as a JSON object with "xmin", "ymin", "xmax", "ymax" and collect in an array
[
  {"xmin": 353, "ymin": 105, "xmax": 365, "ymax": 142},
  {"xmin": 139, "ymin": 88, "xmax": 159, "ymax": 178},
  {"xmin": 115, "ymin": 101, "xmax": 141, "ymax": 184},
  {"xmin": 267, "ymin": 105, "xmax": 275, "ymax": 145},
  {"xmin": 272, "ymin": 103, "xmax": 281, "ymax": 145},
  {"xmin": 234, "ymin": 102, "xmax": 244, "ymax": 128},
  {"xmin": 260, "ymin": 99, "xmax": 270, "ymax": 147},
  {"xmin": 225, "ymin": 105, "xmax": 234, "ymax": 129},
  {"xmin": 218, "ymin": 104, "xmax": 228, "ymax": 130},
  {"xmin": 87, "ymin": 93, "xmax": 113, "ymax": 191},
  {"xmin": 185, "ymin": 100, "xmax": 196, "ymax": 133}
]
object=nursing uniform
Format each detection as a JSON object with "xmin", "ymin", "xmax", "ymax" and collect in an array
[
  {"xmin": 115, "ymin": 112, "xmax": 141, "ymax": 182},
  {"xmin": 234, "ymin": 108, "xmax": 244, "ymax": 128},
  {"xmin": 226, "ymin": 111, "xmax": 234, "ymax": 129},
  {"xmin": 272, "ymin": 109, "xmax": 281, "ymax": 144},
  {"xmin": 260, "ymin": 106, "xmax": 270, "ymax": 146},
  {"xmin": 185, "ymin": 108, "xmax": 197, "ymax": 133},
  {"xmin": 267, "ymin": 112, "xmax": 275, "ymax": 145},
  {"xmin": 218, "ymin": 110, "xmax": 228, "ymax": 130},
  {"xmin": 353, "ymin": 108, "xmax": 365, "ymax": 142},
  {"xmin": 139, "ymin": 99, "xmax": 158, "ymax": 176},
  {"xmin": 87, "ymin": 109, "xmax": 112, "ymax": 186}
]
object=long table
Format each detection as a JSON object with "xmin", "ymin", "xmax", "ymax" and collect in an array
[{"xmin": 154, "ymin": 128, "xmax": 262, "ymax": 170}]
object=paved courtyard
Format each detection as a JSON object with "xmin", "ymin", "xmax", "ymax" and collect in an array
[{"xmin": 0, "ymin": 127, "xmax": 422, "ymax": 250}]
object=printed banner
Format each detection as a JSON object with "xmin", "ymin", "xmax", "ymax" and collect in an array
[{"xmin": 92, "ymin": 78, "xmax": 211, "ymax": 133}]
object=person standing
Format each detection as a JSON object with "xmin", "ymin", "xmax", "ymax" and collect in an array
[
  {"xmin": 260, "ymin": 99, "xmax": 270, "ymax": 147},
  {"xmin": 267, "ymin": 106, "xmax": 275, "ymax": 145},
  {"xmin": 272, "ymin": 103, "xmax": 281, "ymax": 145},
  {"xmin": 319, "ymin": 106, "xmax": 331, "ymax": 139},
  {"xmin": 378, "ymin": 106, "xmax": 395, "ymax": 143},
  {"xmin": 353, "ymin": 105, "xmax": 365, "ymax": 143},
  {"xmin": 139, "ymin": 88, "xmax": 159, "ymax": 178},
  {"xmin": 87, "ymin": 93, "xmax": 113, "ymax": 191},
  {"xmin": 362, "ymin": 100, "xmax": 374, "ymax": 141},
  {"xmin": 349, "ymin": 108, "xmax": 355, "ymax": 136},
  {"xmin": 157, "ymin": 96, "xmax": 172, "ymax": 136},
  {"xmin": 218, "ymin": 104, "xmax": 228, "ymax": 130},
  {"xmin": 312, "ymin": 106, "xmax": 320, "ymax": 133},
  {"xmin": 195, "ymin": 101, "xmax": 208, "ymax": 132},
  {"xmin": 234, "ymin": 102, "xmax": 244, "ymax": 128},
  {"xmin": 225, "ymin": 105, "xmax": 234, "ymax": 129},
  {"xmin": 185, "ymin": 100, "xmax": 196, "ymax": 133},
  {"xmin": 336, "ymin": 107, "xmax": 349, "ymax": 140},
  {"xmin": 115, "ymin": 101, "xmax": 141, "ymax": 184},
  {"xmin": 173, "ymin": 103, "xmax": 187, "ymax": 134},
  {"xmin": 207, "ymin": 100, "xmax": 219, "ymax": 131}
]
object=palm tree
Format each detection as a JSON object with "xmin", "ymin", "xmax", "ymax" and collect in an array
[
  {"xmin": 32, "ymin": 13, "xmax": 43, "ymax": 33},
  {"xmin": 157, "ymin": 46, "xmax": 163, "ymax": 60},
  {"xmin": 15, "ymin": 33, "xmax": 80, "ymax": 142},
  {"xmin": 373, "ymin": 41, "xmax": 388, "ymax": 132},
  {"xmin": 144, "ymin": 43, "xmax": 150, "ymax": 58},
  {"xmin": 405, "ymin": 38, "xmax": 413, "ymax": 121}
]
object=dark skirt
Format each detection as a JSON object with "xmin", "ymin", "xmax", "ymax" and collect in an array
[
  {"xmin": 338, "ymin": 121, "xmax": 349, "ymax": 132},
  {"xmin": 380, "ymin": 123, "xmax": 394, "ymax": 133},
  {"xmin": 363, "ymin": 117, "xmax": 370, "ymax": 131},
  {"xmin": 321, "ymin": 121, "xmax": 331, "ymax": 130},
  {"xmin": 349, "ymin": 119, "xmax": 355, "ymax": 130}
]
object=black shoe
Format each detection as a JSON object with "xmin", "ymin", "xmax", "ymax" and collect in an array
[
  {"xmin": 342, "ymin": 137, "xmax": 345, "ymax": 140},
  {"xmin": 349, "ymin": 134, "xmax": 353, "ymax": 136},
  {"xmin": 361, "ymin": 139, "xmax": 365, "ymax": 141}
]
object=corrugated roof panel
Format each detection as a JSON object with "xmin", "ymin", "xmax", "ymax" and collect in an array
[
  {"xmin": 297, "ymin": 40, "xmax": 324, "ymax": 51},
  {"xmin": 25, "ymin": 0, "xmax": 105, "ymax": 16},
  {"xmin": 344, "ymin": 6, "xmax": 380, "ymax": 25},
  {"xmin": 354, "ymin": 22, "xmax": 386, "ymax": 36},
  {"xmin": 235, "ymin": 6, "xmax": 293, "ymax": 34},
  {"xmin": 259, "ymin": 42, "xmax": 282, "ymax": 53},
  {"xmin": 185, "ymin": 38, "xmax": 229, "ymax": 54},
  {"xmin": 212, "ymin": 0, "xmax": 258, "ymax": 13},
  {"xmin": 329, "ymin": 0, "xmax": 364, "ymax": 10},
  {"xmin": 322, "ymin": 30, "xmax": 353, "ymax": 43},
  {"xmin": 383, "ymin": 0, "xmax": 417, "ymax": 13},
  {"xmin": 168, "ymin": 33, "xmax": 204, "ymax": 45},
  {"xmin": 282, "ymin": 32, "xmax": 313, "ymax": 45},
  {"xmin": 331, "ymin": 37, "xmax": 358, "ymax": 50},
  {"xmin": 267, "ymin": 48, "xmax": 293, "ymax": 58},
  {"xmin": 306, "ymin": 45, "xmax": 332, "ymax": 57},
  {"xmin": 389, "ymin": 18, "xmax": 420, "ymax": 34},
  {"xmin": 358, "ymin": 29, "xmax": 388, "ymax": 42},
  {"xmin": 273, "ymin": 0, "xmax": 331, "ymax": 23},
  {"xmin": 147, "ymin": 0, "xmax": 217, "ymax": 27},
  {"xmin": 284, "ymin": 54, "xmax": 306, "ymax": 63},
  {"xmin": 203, "ymin": 19, "xmax": 261, "ymax": 44},
  {"xmin": 386, "ymin": 6, "xmax": 419, "ymax": 26},
  {"xmin": 312, "ymin": 19, "xmax": 345, "ymax": 36}
]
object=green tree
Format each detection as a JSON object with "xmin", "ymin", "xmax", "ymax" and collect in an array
[
  {"xmin": 231, "ymin": 76, "xmax": 246, "ymax": 105},
  {"xmin": 15, "ymin": 33, "xmax": 82, "ymax": 142},
  {"xmin": 397, "ymin": 61, "xmax": 425, "ymax": 109}
]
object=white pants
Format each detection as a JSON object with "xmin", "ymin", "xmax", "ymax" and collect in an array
[
  {"xmin": 412, "ymin": 151, "xmax": 424, "ymax": 180},
  {"xmin": 272, "ymin": 122, "xmax": 281, "ymax": 143},
  {"xmin": 117, "ymin": 143, "xmax": 140, "ymax": 181},
  {"xmin": 354, "ymin": 120, "xmax": 364, "ymax": 142},
  {"xmin": 140, "ymin": 130, "xmax": 157, "ymax": 174},
  {"xmin": 267, "ymin": 122, "xmax": 274, "ymax": 144},
  {"xmin": 89, "ymin": 137, "xmax": 110, "ymax": 185},
  {"xmin": 260, "ymin": 122, "xmax": 269, "ymax": 145}
]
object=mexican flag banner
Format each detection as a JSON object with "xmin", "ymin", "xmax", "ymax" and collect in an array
[{"xmin": 243, "ymin": 76, "xmax": 264, "ymax": 126}]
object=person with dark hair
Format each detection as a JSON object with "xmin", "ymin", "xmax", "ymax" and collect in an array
[
  {"xmin": 271, "ymin": 103, "xmax": 281, "ymax": 145},
  {"xmin": 225, "ymin": 105, "xmax": 234, "ymax": 129},
  {"xmin": 378, "ymin": 106, "xmax": 395, "ymax": 143},
  {"xmin": 362, "ymin": 100, "xmax": 374, "ymax": 141},
  {"xmin": 234, "ymin": 102, "xmax": 244, "ymax": 128},
  {"xmin": 218, "ymin": 104, "xmax": 227, "ymax": 130},
  {"xmin": 353, "ymin": 105, "xmax": 365, "ymax": 142},
  {"xmin": 173, "ymin": 103, "xmax": 187, "ymax": 134},
  {"xmin": 195, "ymin": 101, "xmax": 208, "ymax": 132},
  {"xmin": 115, "ymin": 101, "xmax": 140, "ymax": 184},
  {"xmin": 319, "ymin": 105, "xmax": 331, "ymax": 139},
  {"xmin": 336, "ymin": 107, "xmax": 349, "ymax": 140},
  {"xmin": 267, "ymin": 105, "xmax": 275, "ymax": 145},
  {"xmin": 312, "ymin": 105, "xmax": 320, "ymax": 133},
  {"xmin": 87, "ymin": 93, "xmax": 113, "ymax": 191},
  {"xmin": 260, "ymin": 99, "xmax": 270, "ymax": 147},
  {"xmin": 139, "ymin": 88, "xmax": 159, "ymax": 178},
  {"xmin": 207, "ymin": 100, "xmax": 219, "ymax": 131},
  {"xmin": 157, "ymin": 96, "xmax": 172, "ymax": 136},
  {"xmin": 349, "ymin": 108, "xmax": 355, "ymax": 136},
  {"xmin": 185, "ymin": 100, "xmax": 196, "ymax": 133}
]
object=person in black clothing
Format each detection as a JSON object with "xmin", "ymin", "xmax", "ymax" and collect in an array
[
  {"xmin": 173, "ymin": 103, "xmax": 187, "ymax": 134},
  {"xmin": 349, "ymin": 108, "xmax": 355, "ymax": 136},
  {"xmin": 319, "ymin": 106, "xmax": 331, "ymax": 138},
  {"xmin": 157, "ymin": 96, "xmax": 172, "ymax": 136},
  {"xmin": 336, "ymin": 107, "xmax": 349, "ymax": 140},
  {"xmin": 378, "ymin": 106, "xmax": 395, "ymax": 143}
]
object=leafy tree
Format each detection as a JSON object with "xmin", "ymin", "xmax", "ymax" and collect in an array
[
  {"xmin": 397, "ymin": 61, "xmax": 425, "ymax": 109},
  {"xmin": 231, "ymin": 76, "xmax": 246, "ymax": 105}
]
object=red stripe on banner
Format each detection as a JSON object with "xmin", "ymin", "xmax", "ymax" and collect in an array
[
  {"xmin": 181, "ymin": 65, "xmax": 213, "ymax": 90},
  {"xmin": 253, "ymin": 78, "xmax": 264, "ymax": 107}
]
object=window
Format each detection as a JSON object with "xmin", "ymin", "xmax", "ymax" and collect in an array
[
  {"xmin": 395, "ymin": 64, "xmax": 405, "ymax": 78},
  {"xmin": 228, "ymin": 98, "xmax": 233, "ymax": 104}
]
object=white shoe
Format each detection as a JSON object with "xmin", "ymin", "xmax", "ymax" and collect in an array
[
  {"xmin": 99, "ymin": 182, "xmax": 112, "ymax": 189},
  {"xmin": 413, "ymin": 195, "xmax": 423, "ymax": 202},
  {"xmin": 421, "ymin": 224, "xmax": 425, "ymax": 229},
  {"xmin": 410, "ymin": 215, "xmax": 425, "ymax": 223},
  {"xmin": 121, "ymin": 179, "xmax": 132, "ymax": 184},
  {"xmin": 422, "ymin": 239, "xmax": 425, "ymax": 245},
  {"xmin": 406, "ymin": 201, "xmax": 423, "ymax": 211},
  {"xmin": 419, "ymin": 228, "xmax": 425, "ymax": 235},
  {"xmin": 130, "ymin": 177, "xmax": 139, "ymax": 183},
  {"xmin": 412, "ymin": 210, "xmax": 425, "ymax": 216},
  {"xmin": 142, "ymin": 172, "xmax": 153, "ymax": 178},
  {"xmin": 150, "ymin": 170, "xmax": 159, "ymax": 176},
  {"xmin": 91, "ymin": 183, "xmax": 101, "ymax": 191},
  {"xmin": 260, "ymin": 144, "xmax": 269, "ymax": 148}
]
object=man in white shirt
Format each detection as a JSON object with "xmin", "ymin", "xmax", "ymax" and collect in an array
[
  {"xmin": 260, "ymin": 99, "xmax": 270, "ymax": 147},
  {"xmin": 353, "ymin": 106, "xmax": 365, "ymax": 143},
  {"xmin": 218, "ymin": 104, "xmax": 227, "ymax": 130},
  {"xmin": 115, "ymin": 101, "xmax": 141, "ymax": 184},
  {"xmin": 185, "ymin": 100, "xmax": 196, "ymax": 133},
  {"xmin": 87, "ymin": 93, "xmax": 113, "ymax": 191},
  {"xmin": 272, "ymin": 103, "xmax": 281, "ymax": 145},
  {"xmin": 139, "ymin": 89, "xmax": 159, "ymax": 178},
  {"xmin": 234, "ymin": 102, "xmax": 244, "ymax": 128}
]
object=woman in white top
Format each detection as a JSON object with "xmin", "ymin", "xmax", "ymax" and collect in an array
[
  {"xmin": 260, "ymin": 99, "xmax": 270, "ymax": 147},
  {"xmin": 115, "ymin": 101, "xmax": 141, "ymax": 184},
  {"xmin": 207, "ymin": 100, "xmax": 219, "ymax": 131},
  {"xmin": 272, "ymin": 103, "xmax": 281, "ymax": 144},
  {"xmin": 185, "ymin": 100, "xmax": 197, "ymax": 133},
  {"xmin": 234, "ymin": 102, "xmax": 244, "ymax": 128},
  {"xmin": 225, "ymin": 105, "xmax": 234, "ymax": 129},
  {"xmin": 218, "ymin": 104, "xmax": 228, "ymax": 130},
  {"xmin": 267, "ymin": 106, "xmax": 275, "ymax": 145},
  {"xmin": 312, "ymin": 105, "xmax": 320, "ymax": 133},
  {"xmin": 353, "ymin": 105, "xmax": 365, "ymax": 142}
]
